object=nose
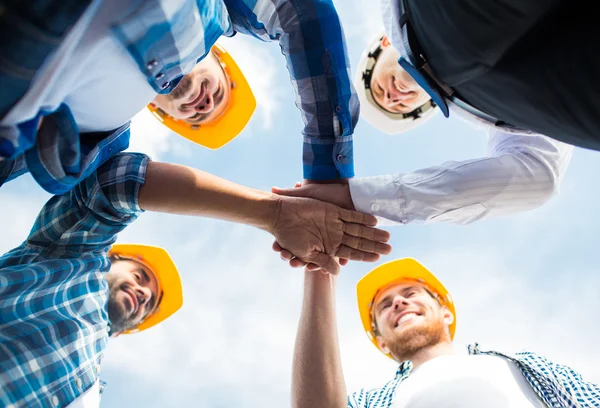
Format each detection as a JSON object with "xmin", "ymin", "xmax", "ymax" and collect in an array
[
  {"xmin": 195, "ymin": 92, "xmax": 214, "ymax": 113},
  {"xmin": 392, "ymin": 295, "xmax": 409, "ymax": 311},
  {"xmin": 135, "ymin": 285, "xmax": 152, "ymax": 308},
  {"xmin": 384, "ymin": 83, "xmax": 414, "ymax": 108}
]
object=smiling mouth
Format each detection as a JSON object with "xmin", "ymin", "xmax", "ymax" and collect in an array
[
  {"xmin": 124, "ymin": 289, "xmax": 138, "ymax": 316},
  {"xmin": 394, "ymin": 312, "xmax": 420, "ymax": 328}
]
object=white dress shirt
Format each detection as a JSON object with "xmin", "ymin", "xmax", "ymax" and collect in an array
[{"xmin": 349, "ymin": 0, "xmax": 574, "ymax": 225}]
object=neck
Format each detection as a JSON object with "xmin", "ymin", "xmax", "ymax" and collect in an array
[{"xmin": 395, "ymin": 341, "xmax": 454, "ymax": 370}]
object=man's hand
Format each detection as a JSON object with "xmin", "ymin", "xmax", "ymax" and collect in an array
[
  {"xmin": 272, "ymin": 183, "xmax": 355, "ymax": 211},
  {"xmin": 269, "ymin": 195, "xmax": 391, "ymax": 274}
]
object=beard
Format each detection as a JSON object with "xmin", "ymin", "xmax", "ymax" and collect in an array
[
  {"xmin": 169, "ymin": 75, "xmax": 193, "ymax": 100},
  {"xmin": 384, "ymin": 315, "xmax": 447, "ymax": 361},
  {"xmin": 107, "ymin": 286, "xmax": 136, "ymax": 334}
]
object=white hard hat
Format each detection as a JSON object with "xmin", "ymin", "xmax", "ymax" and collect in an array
[{"xmin": 355, "ymin": 32, "xmax": 437, "ymax": 135}]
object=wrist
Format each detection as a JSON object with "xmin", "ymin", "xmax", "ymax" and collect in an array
[{"xmin": 248, "ymin": 190, "xmax": 282, "ymax": 234}]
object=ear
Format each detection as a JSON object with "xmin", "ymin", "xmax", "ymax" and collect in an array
[
  {"xmin": 376, "ymin": 335, "xmax": 391, "ymax": 355},
  {"xmin": 442, "ymin": 306, "xmax": 454, "ymax": 327},
  {"xmin": 381, "ymin": 36, "xmax": 391, "ymax": 48},
  {"xmin": 148, "ymin": 102, "xmax": 156, "ymax": 108}
]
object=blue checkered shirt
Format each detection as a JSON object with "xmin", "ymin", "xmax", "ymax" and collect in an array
[
  {"xmin": 0, "ymin": 153, "xmax": 148, "ymax": 408},
  {"xmin": 0, "ymin": 0, "xmax": 358, "ymax": 195},
  {"xmin": 348, "ymin": 343, "xmax": 600, "ymax": 408}
]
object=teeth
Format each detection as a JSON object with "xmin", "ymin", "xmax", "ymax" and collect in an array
[{"xmin": 396, "ymin": 313, "xmax": 417, "ymax": 327}]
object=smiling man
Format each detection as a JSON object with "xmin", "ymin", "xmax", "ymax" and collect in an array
[
  {"xmin": 271, "ymin": 32, "xmax": 573, "ymax": 230},
  {"xmin": 291, "ymin": 258, "xmax": 600, "ymax": 408},
  {"xmin": 151, "ymin": 49, "xmax": 231, "ymax": 127},
  {"xmin": 0, "ymin": 151, "xmax": 391, "ymax": 408},
  {"xmin": 1, "ymin": 0, "xmax": 357, "ymax": 195}
]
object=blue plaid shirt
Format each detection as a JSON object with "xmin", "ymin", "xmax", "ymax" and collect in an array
[
  {"xmin": 0, "ymin": 0, "xmax": 358, "ymax": 195},
  {"xmin": 0, "ymin": 153, "xmax": 148, "ymax": 408},
  {"xmin": 348, "ymin": 343, "xmax": 600, "ymax": 408}
]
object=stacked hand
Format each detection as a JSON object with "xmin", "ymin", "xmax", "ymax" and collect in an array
[{"xmin": 269, "ymin": 183, "xmax": 388, "ymax": 273}]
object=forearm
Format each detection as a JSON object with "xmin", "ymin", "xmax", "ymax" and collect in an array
[
  {"xmin": 292, "ymin": 271, "xmax": 347, "ymax": 408},
  {"xmin": 350, "ymin": 149, "xmax": 567, "ymax": 225},
  {"xmin": 139, "ymin": 161, "xmax": 279, "ymax": 232},
  {"xmin": 226, "ymin": 0, "xmax": 357, "ymax": 180}
]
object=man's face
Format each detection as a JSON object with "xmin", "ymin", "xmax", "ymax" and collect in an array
[
  {"xmin": 370, "ymin": 44, "xmax": 431, "ymax": 114},
  {"xmin": 105, "ymin": 259, "xmax": 160, "ymax": 335},
  {"xmin": 152, "ymin": 51, "xmax": 231, "ymax": 125},
  {"xmin": 372, "ymin": 282, "xmax": 453, "ymax": 360}
]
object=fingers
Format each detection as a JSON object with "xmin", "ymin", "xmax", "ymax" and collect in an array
[
  {"xmin": 289, "ymin": 258, "xmax": 308, "ymax": 268},
  {"xmin": 335, "ymin": 245, "xmax": 382, "ymax": 262},
  {"xmin": 343, "ymin": 223, "xmax": 391, "ymax": 243},
  {"xmin": 274, "ymin": 240, "xmax": 310, "ymax": 268},
  {"xmin": 339, "ymin": 208, "xmax": 379, "ymax": 227},
  {"xmin": 341, "ymin": 234, "xmax": 392, "ymax": 256},
  {"xmin": 310, "ymin": 253, "xmax": 340, "ymax": 275},
  {"xmin": 271, "ymin": 186, "xmax": 308, "ymax": 197}
]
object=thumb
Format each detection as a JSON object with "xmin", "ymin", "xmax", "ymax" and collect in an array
[
  {"xmin": 310, "ymin": 253, "xmax": 340, "ymax": 275},
  {"xmin": 272, "ymin": 186, "xmax": 307, "ymax": 197}
]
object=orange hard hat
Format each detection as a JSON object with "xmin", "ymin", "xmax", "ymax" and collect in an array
[
  {"xmin": 147, "ymin": 43, "xmax": 256, "ymax": 149},
  {"xmin": 109, "ymin": 244, "xmax": 184, "ymax": 334}
]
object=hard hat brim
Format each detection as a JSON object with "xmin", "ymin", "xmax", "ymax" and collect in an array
[
  {"xmin": 109, "ymin": 244, "xmax": 184, "ymax": 334},
  {"xmin": 356, "ymin": 258, "xmax": 456, "ymax": 359},
  {"xmin": 148, "ymin": 44, "xmax": 257, "ymax": 149}
]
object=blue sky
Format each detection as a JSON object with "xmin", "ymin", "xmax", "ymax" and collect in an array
[{"xmin": 1, "ymin": 1, "xmax": 599, "ymax": 406}]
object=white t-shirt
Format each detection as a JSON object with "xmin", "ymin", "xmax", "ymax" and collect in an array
[
  {"xmin": 65, "ymin": 380, "xmax": 101, "ymax": 408},
  {"xmin": 391, "ymin": 354, "xmax": 546, "ymax": 408},
  {"xmin": 1, "ymin": 0, "xmax": 156, "ymax": 133}
]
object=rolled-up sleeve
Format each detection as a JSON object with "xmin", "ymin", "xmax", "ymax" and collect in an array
[
  {"xmin": 27, "ymin": 153, "xmax": 149, "ymax": 253},
  {"xmin": 224, "ymin": 0, "xmax": 359, "ymax": 180}
]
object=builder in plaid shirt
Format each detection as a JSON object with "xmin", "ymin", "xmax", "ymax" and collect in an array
[
  {"xmin": 292, "ymin": 258, "xmax": 600, "ymax": 408},
  {"xmin": 0, "ymin": 0, "xmax": 357, "ymax": 195},
  {"xmin": 0, "ymin": 153, "xmax": 391, "ymax": 408}
]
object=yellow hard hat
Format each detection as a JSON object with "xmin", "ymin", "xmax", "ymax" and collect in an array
[
  {"xmin": 147, "ymin": 43, "xmax": 257, "ymax": 149},
  {"xmin": 356, "ymin": 258, "xmax": 456, "ymax": 359},
  {"xmin": 109, "ymin": 244, "xmax": 184, "ymax": 334}
]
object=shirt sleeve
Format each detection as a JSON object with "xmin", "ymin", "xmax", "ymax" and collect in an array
[
  {"xmin": 347, "ymin": 390, "xmax": 370, "ymax": 408},
  {"xmin": 223, "ymin": 0, "xmax": 358, "ymax": 180},
  {"xmin": 26, "ymin": 152, "xmax": 149, "ymax": 254},
  {"xmin": 348, "ymin": 130, "xmax": 574, "ymax": 225},
  {"xmin": 516, "ymin": 351, "xmax": 600, "ymax": 406}
]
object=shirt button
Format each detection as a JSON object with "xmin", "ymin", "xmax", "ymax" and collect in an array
[
  {"xmin": 161, "ymin": 82, "xmax": 170, "ymax": 90},
  {"xmin": 336, "ymin": 154, "xmax": 344, "ymax": 161},
  {"xmin": 371, "ymin": 204, "xmax": 379, "ymax": 211},
  {"xmin": 146, "ymin": 60, "xmax": 158, "ymax": 70},
  {"xmin": 51, "ymin": 395, "xmax": 59, "ymax": 407},
  {"xmin": 155, "ymin": 73, "xmax": 165, "ymax": 80},
  {"xmin": 335, "ymin": 105, "xmax": 342, "ymax": 113},
  {"xmin": 76, "ymin": 378, "xmax": 83, "ymax": 388}
]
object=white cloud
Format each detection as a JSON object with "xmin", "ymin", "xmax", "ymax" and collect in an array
[
  {"xmin": 218, "ymin": 36, "xmax": 282, "ymax": 132},
  {"xmin": 127, "ymin": 109, "xmax": 186, "ymax": 161}
]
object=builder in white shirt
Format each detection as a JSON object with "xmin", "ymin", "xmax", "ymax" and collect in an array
[{"xmin": 271, "ymin": 33, "xmax": 573, "ymax": 233}]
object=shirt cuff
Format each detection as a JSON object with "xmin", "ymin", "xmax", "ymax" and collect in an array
[
  {"xmin": 96, "ymin": 153, "xmax": 149, "ymax": 215},
  {"xmin": 302, "ymin": 137, "xmax": 354, "ymax": 180},
  {"xmin": 349, "ymin": 174, "xmax": 407, "ymax": 226}
]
